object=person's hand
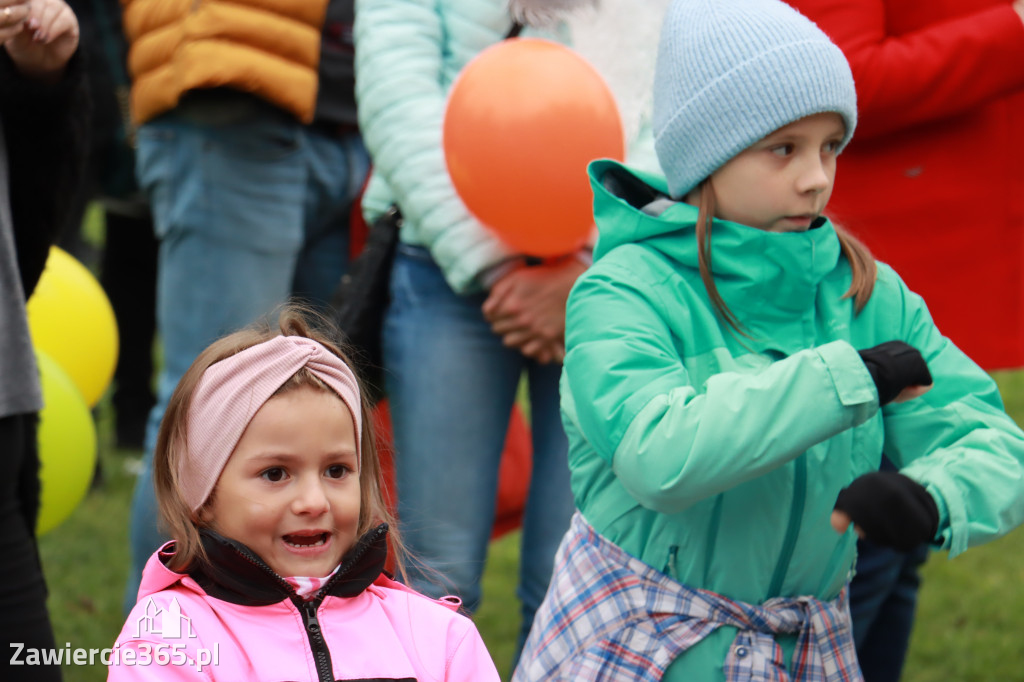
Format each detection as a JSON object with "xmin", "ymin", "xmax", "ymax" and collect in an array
[
  {"xmin": 1014, "ymin": 0, "xmax": 1024, "ymax": 25},
  {"xmin": 891, "ymin": 384, "xmax": 931, "ymax": 403},
  {"xmin": 482, "ymin": 257, "xmax": 587, "ymax": 364},
  {"xmin": 3, "ymin": 0, "xmax": 79, "ymax": 83},
  {"xmin": 857, "ymin": 340, "xmax": 933, "ymax": 406},
  {"xmin": 0, "ymin": 0, "xmax": 30, "ymax": 44},
  {"xmin": 830, "ymin": 471, "xmax": 939, "ymax": 551}
]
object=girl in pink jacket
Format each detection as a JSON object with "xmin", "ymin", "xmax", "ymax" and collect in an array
[{"xmin": 108, "ymin": 305, "xmax": 500, "ymax": 681}]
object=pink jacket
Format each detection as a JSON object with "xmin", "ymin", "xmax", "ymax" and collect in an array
[{"xmin": 107, "ymin": 525, "xmax": 500, "ymax": 681}]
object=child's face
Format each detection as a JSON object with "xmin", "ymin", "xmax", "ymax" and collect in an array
[
  {"xmin": 202, "ymin": 384, "xmax": 361, "ymax": 578},
  {"xmin": 701, "ymin": 112, "xmax": 845, "ymax": 232}
]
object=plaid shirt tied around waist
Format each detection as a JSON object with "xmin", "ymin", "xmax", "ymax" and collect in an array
[{"xmin": 513, "ymin": 512, "xmax": 863, "ymax": 682}]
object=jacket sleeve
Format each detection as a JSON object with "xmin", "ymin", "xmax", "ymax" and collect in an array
[
  {"xmin": 876, "ymin": 270, "xmax": 1024, "ymax": 558},
  {"xmin": 0, "ymin": 49, "xmax": 90, "ymax": 298},
  {"xmin": 562, "ymin": 260, "xmax": 879, "ymax": 514},
  {"xmin": 444, "ymin": 620, "xmax": 501, "ymax": 681},
  {"xmin": 787, "ymin": 0, "xmax": 1024, "ymax": 139},
  {"xmin": 353, "ymin": 0, "xmax": 514, "ymax": 294}
]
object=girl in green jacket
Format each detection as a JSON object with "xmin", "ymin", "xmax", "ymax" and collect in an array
[{"xmin": 513, "ymin": 0, "xmax": 1024, "ymax": 680}]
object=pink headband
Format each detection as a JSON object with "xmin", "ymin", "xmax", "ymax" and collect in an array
[{"xmin": 180, "ymin": 335, "xmax": 363, "ymax": 512}]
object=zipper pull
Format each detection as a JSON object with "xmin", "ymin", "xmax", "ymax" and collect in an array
[
  {"xmin": 302, "ymin": 601, "xmax": 321, "ymax": 635},
  {"xmin": 666, "ymin": 545, "xmax": 679, "ymax": 577}
]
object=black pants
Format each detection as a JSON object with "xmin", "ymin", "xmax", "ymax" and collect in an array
[
  {"xmin": 0, "ymin": 413, "xmax": 62, "ymax": 681},
  {"xmin": 100, "ymin": 209, "xmax": 158, "ymax": 448}
]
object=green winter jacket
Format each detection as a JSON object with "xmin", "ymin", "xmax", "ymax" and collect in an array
[{"xmin": 560, "ymin": 159, "xmax": 1024, "ymax": 679}]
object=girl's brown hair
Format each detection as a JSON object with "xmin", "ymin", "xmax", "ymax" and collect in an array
[
  {"xmin": 153, "ymin": 303, "xmax": 405, "ymax": 578},
  {"xmin": 694, "ymin": 177, "xmax": 876, "ymax": 336}
]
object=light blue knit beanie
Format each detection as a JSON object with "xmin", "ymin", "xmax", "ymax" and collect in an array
[{"xmin": 653, "ymin": 0, "xmax": 857, "ymax": 198}]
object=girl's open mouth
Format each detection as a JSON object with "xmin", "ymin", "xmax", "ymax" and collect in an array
[{"xmin": 283, "ymin": 532, "xmax": 329, "ymax": 548}]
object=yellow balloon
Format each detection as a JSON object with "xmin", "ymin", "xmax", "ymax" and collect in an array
[
  {"xmin": 35, "ymin": 351, "xmax": 98, "ymax": 536},
  {"xmin": 26, "ymin": 247, "xmax": 119, "ymax": 407}
]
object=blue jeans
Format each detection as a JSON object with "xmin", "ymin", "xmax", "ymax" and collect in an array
[
  {"xmin": 848, "ymin": 457, "xmax": 931, "ymax": 682},
  {"xmin": 384, "ymin": 245, "xmax": 576, "ymax": 663},
  {"xmin": 124, "ymin": 93, "xmax": 369, "ymax": 611}
]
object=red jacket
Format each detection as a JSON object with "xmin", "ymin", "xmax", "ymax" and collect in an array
[{"xmin": 788, "ymin": 0, "xmax": 1024, "ymax": 369}]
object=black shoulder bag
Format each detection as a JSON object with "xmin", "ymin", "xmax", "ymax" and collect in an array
[{"xmin": 330, "ymin": 205, "xmax": 402, "ymax": 404}]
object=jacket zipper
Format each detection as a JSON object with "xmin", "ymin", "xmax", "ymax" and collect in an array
[
  {"xmin": 231, "ymin": 545, "xmax": 297, "ymax": 595},
  {"xmin": 293, "ymin": 526, "xmax": 387, "ymax": 682},
  {"xmin": 767, "ymin": 454, "xmax": 807, "ymax": 596},
  {"xmin": 300, "ymin": 599, "xmax": 335, "ymax": 682},
  {"xmin": 316, "ymin": 523, "xmax": 387, "ymax": 595},
  {"xmin": 220, "ymin": 525, "xmax": 388, "ymax": 682},
  {"xmin": 228, "ymin": 545, "xmax": 334, "ymax": 680}
]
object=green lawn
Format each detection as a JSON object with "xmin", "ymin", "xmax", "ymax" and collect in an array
[{"xmin": 36, "ymin": 370, "xmax": 1024, "ymax": 680}]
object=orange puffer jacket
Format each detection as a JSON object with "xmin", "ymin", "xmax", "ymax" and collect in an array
[{"xmin": 120, "ymin": 0, "xmax": 329, "ymax": 125}]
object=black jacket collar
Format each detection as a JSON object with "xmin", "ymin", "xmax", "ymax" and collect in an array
[{"xmin": 179, "ymin": 524, "xmax": 390, "ymax": 606}]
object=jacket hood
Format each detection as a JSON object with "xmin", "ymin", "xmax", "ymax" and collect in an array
[
  {"xmin": 587, "ymin": 158, "xmax": 844, "ymax": 320},
  {"xmin": 137, "ymin": 524, "xmax": 390, "ymax": 606}
]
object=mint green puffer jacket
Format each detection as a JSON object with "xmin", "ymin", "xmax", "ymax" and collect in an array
[
  {"xmin": 354, "ymin": 0, "xmax": 565, "ymax": 294},
  {"xmin": 560, "ymin": 159, "xmax": 1024, "ymax": 679}
]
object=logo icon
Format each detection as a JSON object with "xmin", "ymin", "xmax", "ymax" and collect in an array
[{"xmin": 133, "ymin": 597, "xmax": 196, "ymax": 640}]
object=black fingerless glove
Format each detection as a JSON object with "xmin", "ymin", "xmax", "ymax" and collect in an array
[
  {"xmin": 858, "ymin": 341, "xmax": 932, "ymax": 406},
  {"xmin": 833, "ymin": 471, "xmax": 939, "ymax": 551}
]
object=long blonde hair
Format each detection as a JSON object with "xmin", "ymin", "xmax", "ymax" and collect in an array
[
  {"xmin": 694, "ymin": 178, "xmax": 876, "ymax": 336},
  {"xmin": 153, "ymin": 304, "xmax": 406, "ymax": 579}
]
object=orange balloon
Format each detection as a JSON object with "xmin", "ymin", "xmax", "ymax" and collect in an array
[{"xmin": 444, "ymin": 38, "xmax": 625, "ymax": 257}]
